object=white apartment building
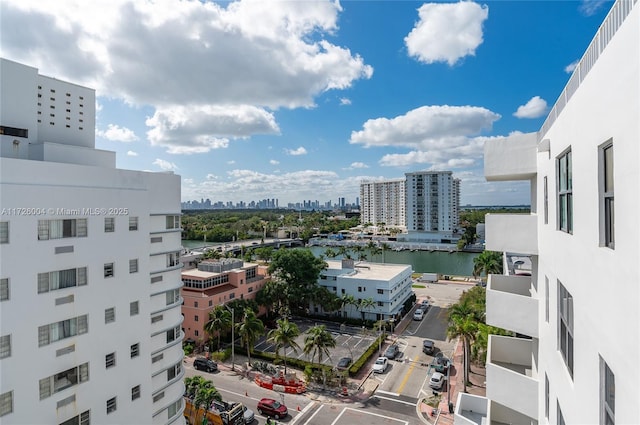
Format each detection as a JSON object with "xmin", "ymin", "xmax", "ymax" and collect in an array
[
  {"xmin": 405, "ymin": 171, "xmax": 460, "ymax": 233},
  {"xmin": 315, "ymin": 259, "xmax": 413, "ymax": 322},
  {"xmin": 359, "ymin": 179, "xmax": 406, "ymax": 228},
  {"xmin": 455, "ymin": 1, "xmax": 639, "ymax": 423},
  {"xmin": 0, "ymin": 59, "xmax": 185, "ymax": 424}
]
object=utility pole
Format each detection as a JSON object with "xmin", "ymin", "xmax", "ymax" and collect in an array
[{"xmin": 224, "ymin": 304, "xmax": 235, "ymax": 371}]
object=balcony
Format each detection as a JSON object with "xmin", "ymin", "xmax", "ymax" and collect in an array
[
  {"xmin": 485, "ymin": 214, "xmax": 538, "ymax": 255},
  {"xmin": 454, "ymin": 393, "xmax": 487, "ymax": 425},
  {"xmin": 486, "ymin": 275, "xmax": 538, "ymax": 338},
  {"xmin": 484, "ymin": 132, "xmax": 537, "ymax": 181},
  {"xmin": 486, "ymin": 335, "xmax": 538, "ymax": 420}
]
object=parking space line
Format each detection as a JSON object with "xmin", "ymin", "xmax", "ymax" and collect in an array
[{"xmin": 331, "ymin": 407, "xmax": 409, "ymax": 425}]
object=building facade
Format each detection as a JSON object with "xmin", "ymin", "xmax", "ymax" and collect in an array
[
  {"xmin": 180, "ymin": 259, "xmax": 269, "ymax": 343},
  {"xmin": 0, "ymin": 59, "xmax": 185, "ymax": 424},
  {"xmin": 315, "ymin": 259, "xmax": 413, "ymax": 322},
  {"xmin": 455, "ymin": 1, "xmax": 639, "ymax": 423},
  {"xmin": 405, "ymin": 171, "xmax": 460, "ymax": 233},
  {"xmin": 359, "ymin": 179, "xmax": 406, "ymax": 228}
]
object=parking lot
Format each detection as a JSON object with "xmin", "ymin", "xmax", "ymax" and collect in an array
[{"xmin": 253, "ymin": 318, "xmax": 379, "ymax": 369}]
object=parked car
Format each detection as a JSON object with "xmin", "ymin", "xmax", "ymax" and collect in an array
[
  {"xmin": 384, "ymin": 344, "xmax": 400, "ymax": 359},
  {"xmin": 193, "ymin": 357, "xmax": 218, "ymax": 373},
  {"xmin": 413, "ymin": 309, "xmax": 424, "ymax": 320},
  {"xmin": 336, "ymin": 357, "xmax": 352, "ymax": 371},
  {"xmin": 372, "ymin": 357, "xmax": 389, "ymax": 373},
  {"xmin": 423, "ymin": 339, "xmax": 435, "ymax": 355},
  {"xmin": 212, "ymin": 401, "xmax": 254, "ymax": 425},
  {"xmin": 240, "ymin": 404, "xmax": 255, "ymax": 424},
  {"xmin": 433, "ymin": 354, "xmax": 451, "ymax": 373},
  {"xmin": 429, "ymin": 372, "xmax": 445, "ymax": 390},
  {"xmin": 421, "ymin": 300, "xmax": 431, "ymax": 310},
  {"xmin": 257, "ymin": 398, "xmax": 288, "ymax": 419}
]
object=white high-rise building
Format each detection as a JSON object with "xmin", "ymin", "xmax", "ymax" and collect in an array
[
  {"xmin": 454, "ymin": 0, "xmax": 639, "ymax": 423},
  {"xmin": 359, "ymin": 179, "xmax": 406, "ymax": 227},
  {"xmin": 0, "ymin": 59, "xmax": 185, "ymax": 424},
  {"xmin": 405, "ymin": 171, "xmax": 460, "ymax": 233}
]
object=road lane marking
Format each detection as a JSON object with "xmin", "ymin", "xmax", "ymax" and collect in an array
[
  {"xmin": 373, "ymin": 394, "xmax": 418, "ymax": 407},
  {"xmin": 290, "ymin": 401, "xmax": 318, "ymax": 425},
  {"xmin": 396, "ymin": 358, "xmax": 417, "ymax": 393},
  {"xmin": 376, "ymin": 389, "xmax": 400, "ymax": 397}
]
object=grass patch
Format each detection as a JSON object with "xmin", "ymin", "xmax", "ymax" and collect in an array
[{"xmin": 412, "ymin": 284, "xmax": 426, "ymax": 288}]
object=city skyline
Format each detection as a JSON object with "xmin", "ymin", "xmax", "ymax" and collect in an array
[{"xmin": 0, "ymin": 0, "xmax": 613, "ymax": 205}]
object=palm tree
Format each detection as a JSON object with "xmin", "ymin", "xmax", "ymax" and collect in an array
[
  {"xmin": 194, "ymin": 383, "xmax": 222, "ymax": 423},
  {"xmin": 267, "ymin": 318, "xmax": 301, "ymax": 374},
  {"xmin": 303, "ymin": 325, "xmax": 336, "ymax": 386},
  {"xmin": 366, "ymin": 241, "xmax": 382, "ymax": 259},
  {"xmin": 380, "ymin": 242, "xmax": 391, "ymax": 263},
  {"xmin": 184, "ymin": 375, "xmax": 208, "ymax": 419},
  {"xmin": 204, "ymin": 306, "xmax": 232, "ymax": 351},
  {"xmin": 235, "ymin": 308, "xmax": 265, "ymax": 366},
  {"xmin": 339, "ymin": 293, "xmax": 357, "ymax": 319},
  {"xmin": 472, "ymin": 250, "xmax": 503, "ymax": 280},
  {"xmin": 323, "ymin": 248, "xmax": 338, "ymax": 258},
  {"xmin": 447, "ymin": 315, "xmax": 478, "ymax": 393},
  {"xmin": 358, "ymin": 297, "xmax": 376, "ymax": 321}
]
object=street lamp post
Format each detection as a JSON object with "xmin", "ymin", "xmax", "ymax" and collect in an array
[{"xmin": 224, "ymin": 304, "xmax": 235, "ymax": 371}]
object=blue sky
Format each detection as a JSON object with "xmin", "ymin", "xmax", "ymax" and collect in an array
[{"xmin": 1, "ymin": 0, "xmax": 612, "ymax": 206}]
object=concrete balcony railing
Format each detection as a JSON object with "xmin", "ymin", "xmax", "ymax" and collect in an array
[
  {"xmin": 485, "ymin": 214, "xmax": 538, "ymax": 255},
  {"xmin": 484, "ymin": 132, "xmax": 538, "ymax": 182},
  {"xmin": 486, "ymin": 275, "xmax": 538, "ymax": 338},
  {"xmin": 486, "ymin": 335, "xmax": 538, "ymax": 420},
  {"xmin": 454, "ymin": 393, "xmax": 488, "ymax": 425}
]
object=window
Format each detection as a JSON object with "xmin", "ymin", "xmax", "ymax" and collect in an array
[
  {"xmin": 544, "ymin": 176, "xmax": 549, "ymax": 224},
  {"xmin": 167, "ymin": 362, "xmax": 182, "ymax": 381},
  {"xmin": 105, "ymin": 353, "xmax": 116, "ymax": 368},
  {"xmin": 129, "ymin": 216, "xmax": 139, "ymax": 231},
  {"xmin": 0, "ymin": 335, "xmax": 10, "ymax": 359},
  {"xmin": 166, "ymin": 252, "xmax": 180, "ymax": 267},
  {"xmin": 0, "ymin": 222, "xmax": 8, "ymax": 244},
  {"xmin": 152, "ymin": 353, "xmax": 164, "ymax": 363},
  {"xmin": 168, "ymin": 399, "xmax": 182, "ymax": 419},
  {"xmin": 600, "ymin": 357, "xmax": 615, "ymax": 425},
  {"xmin": 151, "ymin": 314, "xmax": 163, "ymax": 324},
  {"xmin": 557, "ymin": 401, "xmax": 565, "ymax": 425},
  {"xmin": 59, "ymin": 410, "xmax": 90, "ymax": 425},
  {"xmin": 0, "ymin": 278, "xmax": 8, "ymax": 301},
  {"xmin": 152, "ymin": 392, "xmax": 164, "ymax": 402},
  {"xmin": 545, "ymin": 374, "xmax": 550, "ymax": 419},
  {"xmin": 166, "ymin": 326, "xmax": 180, "ymax": 343},
  {"xmin": 194, "ymin": 330, "xmax": 199, "ymax": 336},
  {"xmin": 377, "ymin": 289, "xmax": 383, "ymax": 294},
  {"xmin": 166, "ymin": 215, "xmax": 180, "ymax": 229},
  {"xmin": 130, "ymin": 301, "xmax": 139, "ymax": 316},
  {"xmin": 166, "ymin": 289, "xmax": 180, "ymax": 306},
  {"xmin": 104, "ymin": 263, "xmax": 114, "ymax": 278},
  {"xmin": 558, "ymin": 282, "xmax": 574, "ymax": 377},
  {"xmin": 557, "ymin": 149, "xmax": 573, "ymax": 233},
  {"xmin": 104, "ymin": 217, "xmax": 116, "ymax": 233},
  {"xmin": 358, "ymin": 287, "xmax": 362, "ymax": 292},
  {"xmin": 130, "ymin": 343, "xmax": 140, "ymax": 358},
  {"xmin": 194, "ymin": 301, "xmax": 198, "ymax": 307},
  {"xmin": 105, "ymin": 308, "xmax": 115, "ymax": 324},
  {"xmin": 39, "ymin": 363, "xmax": 89, "ymax": 399},
  {"xmin": 129, "ymin": 259, "xmax": 138, "ymax": 274},
  {"xmin": 0, "ymin": 391, "xmax": 13, "ymax": 417},
  {"xmin": 38, "ymin": 219, "xmax": 87, "ymax": 240},
  {"xmin": 600, "ymin": 142, "xmax": 614, "ymax": 248},
  {"xmin": 38, "ymin": 268, "xmax": 87, "ymax": 293},
  {"xmin": 38, "ymin": 315, "xmax": 88, "ymax": 346},
  {"xmin": 106, "ymin": 397, "xmax": 117, "ymax": 414},
  {"xmin": 194, "ymin": 315, "xmax": 199, "ymax": 322},
  {"xmin": 131, "ymin": 385, "xmax": 141, "ymax": 401}
]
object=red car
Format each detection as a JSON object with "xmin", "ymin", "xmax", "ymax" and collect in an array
[{"xmin": 257, "ymin": 398, "xmax": 288, "ymax": 419}]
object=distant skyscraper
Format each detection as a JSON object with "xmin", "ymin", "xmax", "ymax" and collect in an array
[
  {"xmin": 359, "ymin": 179, "xmax": 406, "ymax": 227},
  {"xmin": 405, "ymin": 171, "xmax": 460, "ymax": 232}
]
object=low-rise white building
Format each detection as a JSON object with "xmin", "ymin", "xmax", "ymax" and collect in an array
[{"xmin": 315, "ymin": 259, "xmax": 413, "ymax": 322}]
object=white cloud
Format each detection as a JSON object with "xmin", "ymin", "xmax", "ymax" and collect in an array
[
  {"xmin": 513, "ymin": 96, "xmax": 548, "ymax": 119},
  {"xmin": 1, "ymin": 0, "xmax": 373, "ymax": 154},
  {"xmin": 126, "ymin": 150, "xmax": 138, "ymax": 156},
  {"xmin": 153, "ymin": 158, "xmax": 178, "ymax": 171},
  {"xmin": 183, "ymin": 178, "xmax": 194, "ymax": 184},
  {"xmin": 340, "ymin": 97, "xmax": 352, "ymax": 106},
  {"xmin": 270, "ymin": 159, "xmax": 280, "ymax": 165},
  {"xmin": 285, "ymin": 147, "xmax": 308, "ymax": 156},
  {"xmin": 350, "ymin": 162, "xmax": 368, "ymax": 169},
  {"xmin": 96, "ymin": 124, "xmax": 139, "ymax": 142},
  {"xmin": 579, "ymin": 0, "xmax": 608, "ymax": 16},
  {"xmin": 405, "ymin": 2, "xmax": 489, "ymax": 66},
  {"xmin": 227, "ymin": 160, "xmax": 236, "ymax": 165},
  {"xmin": 564, "ymin": 60, "xmax": 579, "ymax": 74}
]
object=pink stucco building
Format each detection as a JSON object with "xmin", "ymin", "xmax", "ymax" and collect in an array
[{"xmin": 180, "ymin": 258, "xmax": 269, "ymax": 344}]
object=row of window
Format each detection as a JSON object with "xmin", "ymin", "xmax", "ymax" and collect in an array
[{"xmin": 548, "ymin": 142, "xmax": 614, "ymax": 248}]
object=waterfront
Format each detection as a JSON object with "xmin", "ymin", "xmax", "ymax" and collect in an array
[{"xmin": 182, "ymin": 240, "xmax": 479, "ymax": 276}]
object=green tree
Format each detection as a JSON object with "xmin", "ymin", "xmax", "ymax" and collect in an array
[
  {"xmin": 339, "ymin": 293, "xmax": 357, "ymax": 319},
  {"xmin": 267, "ymin": 318, "xmax": 301, "ymax": 374},
  {"xmin": 472, "ymin": 251, "xmax": 503, "ymax": 280},
  {"xmin": 447, "ymin": 313, "xmax": 478, "ymax": 393},
  {"xmin": 194, "ymin": 384, "xmax": 222, "ymax": 423},
  {"xmin": 323, "ymin": 248, "xmax": 338, "ymax": 258},
  {"xmin": 303, "ymin": 324, "xmax": 336, "ymax": 366},
  {"xmin": 358, "ymin": 297, "xmax": 376, "ymax": 321},
  {"xmin": 204, "ymin": 306, "xmax": 232, "ymax": 351},
  {"xmin": 235, "ymin": 308, "xmax": 265, "ymax": 366}
]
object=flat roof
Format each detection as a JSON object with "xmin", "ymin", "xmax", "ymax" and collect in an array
[{"xmin": 324, "ymin": 260, "xmax": 411, "ymax": 281}]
